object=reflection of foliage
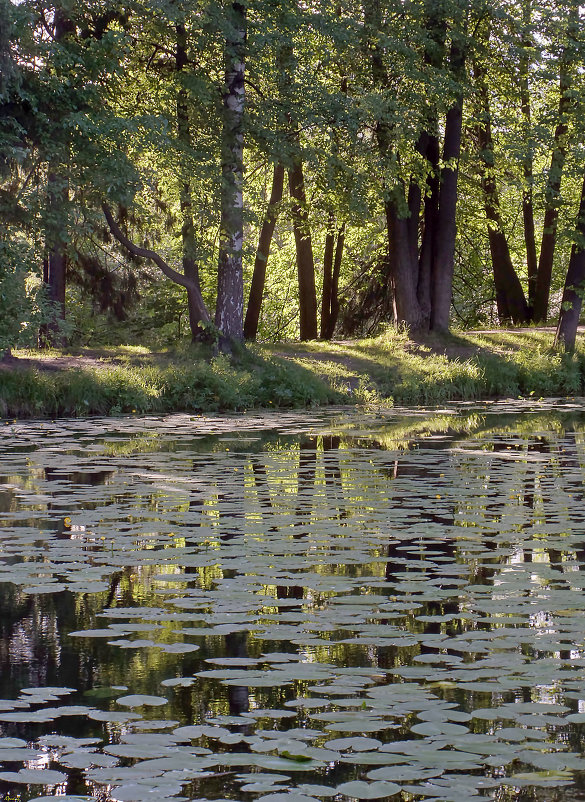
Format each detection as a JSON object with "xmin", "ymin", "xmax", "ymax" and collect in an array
[{"xmin": 1, "ymin": 409, "xmax": 585, "ymax": 798}]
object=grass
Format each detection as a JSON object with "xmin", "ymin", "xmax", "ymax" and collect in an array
[{"xmin": 0, "ymin": 328, "xmax": 584, "ymax": 418}]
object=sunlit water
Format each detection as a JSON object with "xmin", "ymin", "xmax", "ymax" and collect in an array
[{"xmin": 2, "ymin": 401, "xmax": 585, "ymax": 802}]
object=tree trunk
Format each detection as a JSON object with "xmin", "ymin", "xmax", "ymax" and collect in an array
[
  {"xmin": 289, "ymin": 160, "xmax": 318, "ymax": 340},
  {"xmin": 430, "ymin": 41, "xmax": 465, "ymax": 332},
  {"xmin": 417, "ymin": 133, "xmax": 440, "ymax": 325},
  {"xmin": 364, "ymin": 0, "xmax": 423, "ymax": 331},
  {"xmin": 102, "ymin": 204, "xmax": 211, "ymax": 339},
  {"xmin": 176, "ymin": 23, "xmax": 204, "ymax": 341},
  {"xmin": 215, "ymin": 1, "xmax": 246, "ymax": 347},
  {"xmin": 320, "ymin": 212, "xmax": 335, "ymax": 339},
  {"xmin": 533, "ymin": 4, "xmax": 578, "ymax": 321},
  {"xmin": 39, "ymin": 172, "xmax": 68, "ymax": 348},
  {"xmin": 386, "ymin": 199, "xmax": 424, "ymax": 329},
  {"xmin": 244, "ymin": 162, "xmax": 284, "ymax": 340},
  {"xmin": 555, "ymin": 174, "xmax": 585, "ymax": 352},
  {"xmin": 519, "ymin": 0, "xmax": 538, "ymax": 312},
  {"xmin": 326, "ymin": 223, "xmax": 345, "ymax": 339},
  {"xmin": 39, "ymin": 6, "xmax": 73, "ymax": 348},
  {"xmin": 475, "ymin": 62, "xmax": 529, "ymax": 324},
  {"xmin": 407, "ymin": 131, "xmax": 429, "ymax": 274}
]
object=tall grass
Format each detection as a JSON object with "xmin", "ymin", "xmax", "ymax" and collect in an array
[
  {"xmin": 0, "ymin": 352, "xmax": 343, "ymax": 418},
  {"xmin": 1, "ymin": 330, "xmax": 583, "ymax": 418}
]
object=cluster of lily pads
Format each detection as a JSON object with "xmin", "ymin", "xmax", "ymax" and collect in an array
[{"xmin": 1, "ymin": 403, "xmax": 585, "ymax": 801}]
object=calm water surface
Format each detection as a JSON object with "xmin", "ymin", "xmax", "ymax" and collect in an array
[{"xmin": 1, "ymin": 402, "xmax": 585, "ymax": 802}]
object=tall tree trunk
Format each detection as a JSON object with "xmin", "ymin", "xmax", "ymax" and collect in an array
[
  {"xmin": 39, "ymin": 169, "xmax": 68, "ymax": 347},
  {"xmin": 430, "ymin": 41, "xmax": 465, "ymax": 332},
  {"xmin": 364, "ymin": 0, "xmax": 423, "ymax": 330},
  {"xmin": 244, "ymin": 162, "xmax": 284, "ymax": 340},
  {"xmin": 407, "ymin": 131, "xmax": 429, "ymax": 274},
  {"xmin": 533, "ymin": 4, "xmax": 578, "ymax": 321},
  {"xmin": 386, "ymin": 199, "xmax": 424, "ymax": 328},
  {"xmin": 289, "ymin": 159, "xmax": 318, "ymax": 340},
  {"xmin": 417, "ymin": 133, "xmax": 440, "ymax": 325},
  {"xmin": 475, "ymin": 62, "xmax": 529, "ymax": 324},
  {"xmin": 320, "ymin": 212, "xmax": 335, "ymax": 339},
  {"xmin": 415, "ymin": 0, "xmax": 446, "ymax": 326},
  {"xmin": 39, "ymin": 6, "xmax": 73, "ymax": 348},
  {"xmin": 326, "ymin": 223, "xmax": 345, "ymax": 339},
  {"xmin": 215, "ymin": 1, "xmax": 246, "ymax": 347},
  {"xmin": 176, "ymin": 23, "xmax": 203, "ymax": 341},
  {"xmin": 321, "ymin": 218, "xmax": 345, "ymax": 340},
  {"xmin": 555, "ymin": 174, "xmax": 585, "ymax": 352},
  {"xmin": 519, "ymin": 0, "xmax": 538, "ymax": 312}
]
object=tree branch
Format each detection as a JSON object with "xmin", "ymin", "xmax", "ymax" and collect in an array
[{"xmin": 102, "ymin": 203, "xmax": 211, "ymax": 324}]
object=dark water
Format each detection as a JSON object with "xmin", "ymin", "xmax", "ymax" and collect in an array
[{"xmin": 2, "ymin": 402, "xmax": 585, "ymax": 802}]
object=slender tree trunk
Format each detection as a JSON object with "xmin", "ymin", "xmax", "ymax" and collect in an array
[
  {"xmin": 417, "ymin": 134, "xmax": 440, "ymax": 325},
  {"xmin": 320, "ymin": 212, "xmax": 335, "ymax": 339},
  {"xmin": 475, "ymin": 62, "xmax": 529, "ymax": 324},
  {"xmin": 215, "ymin": 1, "xmax": 246, "ymax": 347},
  {"xmin": 244, "ymin": 162, "xmax": 284, "ymax": 340},
  {"xmin": 289, "ymin": 160, "xmax": 318, "ymax": 340},
  {"xmin": 519, "ymin": 0, "xmax": 538, "ymax": 311},
  {"xmin": 430, "ymin": 41, "xmax": 465, "ymax": 332},
  {"xmin": 39, "ymin": 6, "xmax": 73, "ymax": 348},
  {"xmin": 40, "ymin": 167, "xmax": 68, "ymax": 347},
  {"xmin": 176, "ymin": 23, "xmax": 203, "ymax": 341},
  {"xmin": 533, "ymin": 4, "xmax": 578, "ymax": 321},
  {"xmin": 102, "ymin": 204, "xmax": 211, "ymax": 336},
  {"xmin": 555, "ymin": 174, "xmax": 585, "ymax": 352},
  {"xmin": 407, "ymin": 131, "xmax": 428, "ymax": 273},
  {"xmin": 326, "ymin": 223, "xmax": 345, "ymax": 339}
]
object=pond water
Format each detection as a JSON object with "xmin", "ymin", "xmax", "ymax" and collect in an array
[{"xmin": 2, "ymin": 401, "xmax": 585, "ymax": 802}]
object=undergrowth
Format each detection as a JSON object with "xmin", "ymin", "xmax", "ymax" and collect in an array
[
  {"xmin": 0, "ymin": 329, "xmax": 583, "ymax": 418},
  {"xmin": 0, "ymin": 351, "xmax": 343, "ymax": 418}
]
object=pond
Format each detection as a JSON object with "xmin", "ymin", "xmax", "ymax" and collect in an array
[{"xmin": 2, "ymin": 401, "xmax": 585, "ymax": 802}]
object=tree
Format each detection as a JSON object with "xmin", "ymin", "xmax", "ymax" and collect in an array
[
  {"xmin": 215, "ymin": 1, "xmax": 246, "ymax": 346},
  {"xmin": 244, "ymin": 162, "xmax": 285, "ymax": 340},
  {"xmin": 555, "ymin": 174, "xmax": 585, "ymax": 351}
]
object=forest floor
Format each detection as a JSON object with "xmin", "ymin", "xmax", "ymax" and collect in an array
[
  {"xmin": 0, "ymin": 327, "xmax": 584, "ymax": 418},
  {"xmin": 0, "ymin": 326, "xmax": 573, "ymax": 373}
]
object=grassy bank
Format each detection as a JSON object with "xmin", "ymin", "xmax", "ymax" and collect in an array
[{"xmin": 0, "ymin": 329, "xmax": 583, "ymax": 418}]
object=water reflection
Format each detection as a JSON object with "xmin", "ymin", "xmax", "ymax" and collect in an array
[{"xmin": 1, "ymin": 405, "xmax": 585, "ymax": 800}]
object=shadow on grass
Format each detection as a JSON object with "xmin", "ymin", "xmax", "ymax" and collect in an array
[
  {"xmin": 1, "ymin": 331, "xmax": 584, "ymax": 418},
  {"xmin": 271, "ymin": 330, "xmax": 585, "ymax": 405}
]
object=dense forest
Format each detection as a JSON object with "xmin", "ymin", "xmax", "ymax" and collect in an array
[{"xmin": 1, "ymin": 0, "xmax": 585, "ymax": 354}]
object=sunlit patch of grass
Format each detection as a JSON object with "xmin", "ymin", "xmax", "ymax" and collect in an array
[
  {"xmin": 0, "ymin": 349, "xmax": 344, "ymax": 418},
  {"xmin": 264, "ymin": 329, "xmax": 585, "ymax": 407},
  {"xmin": 2, "ymin": 329, "xmax": 584, "ymax": 418}
]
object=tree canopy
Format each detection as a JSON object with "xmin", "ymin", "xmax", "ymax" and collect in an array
[{"xmin": 1, "ymin": 0, "xmax": 585, "ymax": 351}]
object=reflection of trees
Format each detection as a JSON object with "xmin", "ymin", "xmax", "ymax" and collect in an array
[
  {"xmin": 293, "ymin": 436, "xmax": 318, "ymax": 539},
  {"xmin": 225, "ymin": 631, "xmax": 251, "ymax": 727},
  {"xmin": 4, "ymin": 408, "xmax": 585, "ymax": 797}
]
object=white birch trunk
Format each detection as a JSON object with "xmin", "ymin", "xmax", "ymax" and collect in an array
[{"xmin": 215, "ymin": 2, "xmax": 246, "ymax": 346}]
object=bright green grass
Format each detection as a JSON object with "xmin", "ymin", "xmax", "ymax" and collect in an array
[{"xmin": 0, "ymin": 328, "xmax": 583, "ymax": 417}]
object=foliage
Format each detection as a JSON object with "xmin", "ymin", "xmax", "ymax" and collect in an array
[{"xmin": 1, "ymin": 0, "xmax": 585, "ymax": 352}]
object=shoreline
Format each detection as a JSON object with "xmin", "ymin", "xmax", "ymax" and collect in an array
[{"xmin": 0, "ymin": 330, "xmax": 583, "ymax": 419}]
